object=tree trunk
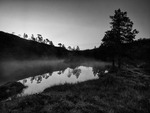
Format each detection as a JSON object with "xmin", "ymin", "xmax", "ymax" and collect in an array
[
  {"xmin": 118, "ymin": 57, "xmax": 121, "ymax": 69},
  {"xmin": 112, "ymin": 56, "xmax": 115, "ymax": 67}
]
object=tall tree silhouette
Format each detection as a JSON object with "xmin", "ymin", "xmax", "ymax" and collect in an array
[
  {"xmin": 49, "ymin": 41, "xmax": 54, "ymax": 46},
  {"xmin": 37, "ymin": 34, "xmax": 43, "ymax": 43},
  {"xmin": 62, "ymin": 44, "xmax": 66, "ymax": 49},
  {"xmin": 68, "ymin": 46, "xmax": 72, "ymax": 50},
  {"xmin": 45, "ymin": 39, "xmax": 50, "ymax": 44},
  {"xmin": 102, "ymin": 9, "xmax": 138, "ymax": 68},
  {"xmin": 58, "ymin": 43, "xmax": 62, "ymax": 47},
  {"xmin": 23, "ymin": 33, "xmax": 28, "ymax": 39},
  {"xmin": 31, "ymin": 34, "xmax": 36, "ymax": 41},
  {"xmin": 76, "ymin": 46, "xmax": 80, "ymax": 51}
]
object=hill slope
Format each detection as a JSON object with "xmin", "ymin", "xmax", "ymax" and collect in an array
[{"xmin": 0, "ymin": 31, "xmax": 68, "ymax": 60}]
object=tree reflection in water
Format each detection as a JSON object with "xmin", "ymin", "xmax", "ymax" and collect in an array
[
  {"xmin": 22, "ymin": 79, "xmax": 27, "ymax": 84},
  {"xmin": 57, "ymin": 71, "xmax": 62, "ymax": 75},
  {"xmin": 93, "ymin": 66, "xmax": 100, "ymax": 76},
  {"xmin": 67, "ymin": 67, "xmax": 81, "ymax": 78},
  {"xmin": 30, "ymin": 77, "xmax": 35, "ymax": 83},
  {"xmin": 23, "ymin": 73, "xmax": 53, "ymax": 84},
  {"xmin": 35, "ymin": 73, "xmax": 53, "ymax": 84},
  {"xmin": 67, "ymin": 69, "xmax": 72, "ymax": 78},
  {"xmin": 20, "ymin": 67, "xmax": 83, "ymax": 85},
  {"xmin": 18, "ymin": 66, "xmax": 99, "ymax": 95},
  {"xmin": 92, "ymin": 66, "xmax": 109, "ymax": 78},
  {"xmin": 72, "ymin": 67, "xmax": 81, "ymax": 79},
  {"xmin": 21, "ymin": 66, "xmax": 101, "ymax": 85}
]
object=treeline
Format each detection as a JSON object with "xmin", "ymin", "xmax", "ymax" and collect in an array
[
  {"xmin": 22, "ymin": 33, "xmax": 54, "ymax": 46},
  {"xmin": 0, "ymin": 30, "xmax": 149, "ymax": 63},
  {"xmin": 99, "ymin": 38, "xmax": 150, "ymax": 62},
  {"xmin": 0, "ymin": 9, "xmax": 150, "ymax": 65},
  {"xmin": 97, "ymin": 9, "xmax": 149, "ymax": 68},
  {"xmin": 74, "ymin": 9, "xmax": 150, "ymax": 68},
  {"xmin": 0, "ymin": 31, "xmax": 82, "ymax": 61},
  {"xmin": 0, "ymin": 31, "xmax": 68, "ymax": 60},
  {"xmin": 14, "ymin": 33, "xmax": 80, "ymax": 51}
]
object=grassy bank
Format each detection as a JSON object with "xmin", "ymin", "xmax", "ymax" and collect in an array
[
  {"xmin": 0, "ymin": 65, "xmax": 150, "ymax": 113},
  {"xmin": 0, "ymin": 82, "xmax": 26, "ymax": 101}
]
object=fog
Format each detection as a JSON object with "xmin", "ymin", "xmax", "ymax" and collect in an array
[
  {"xmin": 0, "ymin": 59, "xmax": 110, "ymax": 85},
  {"xmin": 0, "ymin": 59, "xmax": 64, "ymax": 85}
]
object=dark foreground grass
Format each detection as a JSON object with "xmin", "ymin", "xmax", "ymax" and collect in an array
[
  {"xmin": 0, "ymin": 66, "xmax": 150, "ymax": 113},
  {"xmin": 0, "ymin": 82, "xmax": 26, "ymax": 101}
]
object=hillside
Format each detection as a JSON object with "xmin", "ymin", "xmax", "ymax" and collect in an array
[
  {"xmin": 0, "ymin": 31, "xmax": 150, "ymax": 63},
  {"xmin": 0, "ymin": 31, "xmax": 68, "ymax": 60}
]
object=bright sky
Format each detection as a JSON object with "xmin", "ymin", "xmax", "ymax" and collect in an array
[{"xmin": 0, "ymin": 0, "xmax": 150, "ymax": 50}]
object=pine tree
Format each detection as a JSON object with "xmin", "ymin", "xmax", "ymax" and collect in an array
[
  {"xmin": 37, "ymin": 34, "xmax": 43, "ymax": 43},
  {"xmin": 102, "ymin": 9, "xmax": 138, "ymax": 68},
  {"xmin": 58, "ymin": 43, "xmax": 62, "ymax": 47},
  {"xmin": 76, "ymin": 46, "xmax": 80, "ymax": 51},
  {"xmin": 49, "ymin": 41, "xmax": 54, "ymax": 46},
  {"xmin": 31, "ymin": 34, "xmax": 36, "ymax": 41}
]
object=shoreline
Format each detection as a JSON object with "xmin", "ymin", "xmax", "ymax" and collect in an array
[{"xmin": 0, "ymin": 64, "xmax": 150, "ymax": 113}]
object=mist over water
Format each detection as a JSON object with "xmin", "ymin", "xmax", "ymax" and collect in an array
[
  {"xmin": 0, "ymin": 59, "xmax": 65, "ymax": 85},
  {"xmin": 0, "ymin": 59, "xmax": 110, "ymax": 85}
]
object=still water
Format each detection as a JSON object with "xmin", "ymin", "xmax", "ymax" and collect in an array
[{"xmin": 18, "ymin": 66, "xmax": 99, "ymax": 96}]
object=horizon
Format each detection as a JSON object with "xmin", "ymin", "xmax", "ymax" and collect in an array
[{"xmin": 0, "ymin": 0, "xmax": 150, "ymax": 50}]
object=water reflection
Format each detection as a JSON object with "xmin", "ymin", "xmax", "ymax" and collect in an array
[
  {"xmin": 18, "ymin": 66, "xmax": 99, "ymax": 96},
  {"xmin": 93, "ymin": 66, "xmax": 103, "ymax": 77},
  {"xmin": 72, "ymin": 67, "xmax": 81, "ymax": 78}
]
